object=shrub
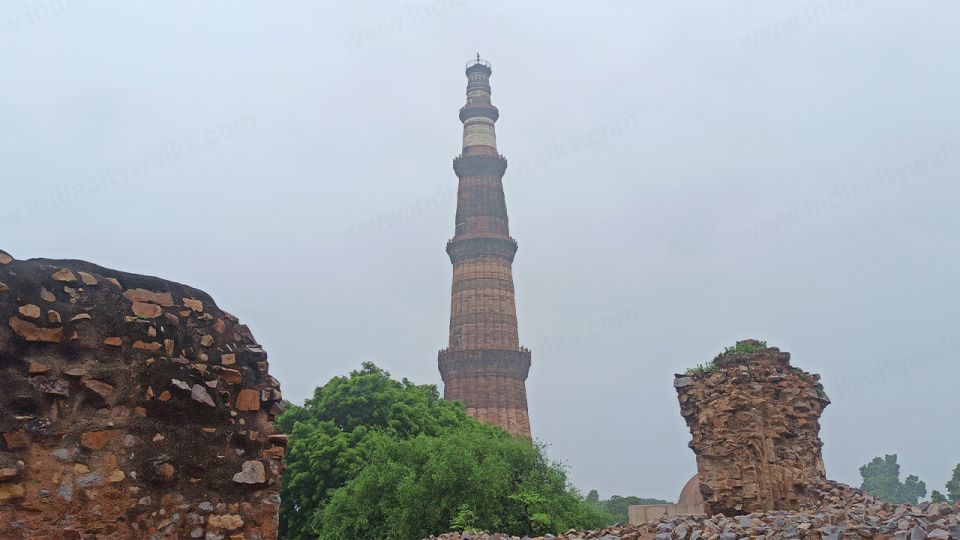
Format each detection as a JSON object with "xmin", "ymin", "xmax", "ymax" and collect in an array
[
  {"xmin": 722, "ymin": 340, "xmax": 768, "ymax": 355},
  {"xmin": 278, "ymin": 362, "xmax": 610, "ymax": 539}
]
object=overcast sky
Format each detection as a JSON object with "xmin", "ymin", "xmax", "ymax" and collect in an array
[{"xmin": 3, "ymin": 0, "xmax": 959, "ymax": 501}]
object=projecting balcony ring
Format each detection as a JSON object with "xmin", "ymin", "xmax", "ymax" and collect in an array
[
  {"xmin": 437, "ymin": 347, "xmax": 532, "ymax": 380},
  {"xmin": 452, "ymin": 154, "xmax": 508, "ymax": 178},
  {"xmin": 459, "ymin": 105, "xmax": 499, "ymax": 123},
  {"xmin": 446, "ymin": 236, "xmax": 518, "ymax": 263}
]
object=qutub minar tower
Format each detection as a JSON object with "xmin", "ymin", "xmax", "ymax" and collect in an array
[{"xmin": 438, "ymin": 56, "xmax": 532, "ymax": 438}]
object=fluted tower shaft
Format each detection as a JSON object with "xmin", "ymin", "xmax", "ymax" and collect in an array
[{"xmin": 438, "ymin": 58, "xmax": 531, "ymax": 438}]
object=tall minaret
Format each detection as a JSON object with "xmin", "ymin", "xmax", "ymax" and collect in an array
[{"xmin": 438, "ymin": 57, "xmax": 532, "ymax": 438}]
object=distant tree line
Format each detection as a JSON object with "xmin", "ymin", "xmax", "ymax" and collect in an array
[
  {"xmin": 859, "ymin": 454, "xmax": 959, "ymax": 505},
  {"xmin": 585, "ymin": 490, "xmax": 669, "ymax": 525}
]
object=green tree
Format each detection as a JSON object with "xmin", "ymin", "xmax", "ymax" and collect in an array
[
  {"xmin": 279, "ymin": 363, "xmax": 610, "ymax": 539},
  {"xmin": 450, "ymin": 504, "xmax": 479, "ymax": 532},
  {"xmin": 946, "ymin": 464, "xmax": 960, "ymax": 503},
  {"xmin": 277, "ymin": 362, "xmax": 468, "ymax": 539},
  {"xmin": 931, "ymin": 490, "xmax": 947, "ymax": 503},
  {"xmin": 900, "ymin": 475, "xmax": 928, "ymax": 505},
  {"xmin": 320, "ymin": 428, "xmax": 611, "ymax": 539},
  {"xmin": 859, "ymin": 454, "xmax": 927, "ymax": 505}
]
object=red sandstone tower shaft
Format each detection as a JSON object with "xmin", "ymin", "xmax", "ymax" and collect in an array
[{"xmin": 438, "ymin": 57, "xmax": 532, "ymax": 438}]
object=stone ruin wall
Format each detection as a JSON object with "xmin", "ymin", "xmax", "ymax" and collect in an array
[
  {"xmin": 674, "ymin": 340, "xmax": 831, "ymax": 516},
  {"xmin": 0, "ymin": 249, "xmax": 283, "ymax": 539}
]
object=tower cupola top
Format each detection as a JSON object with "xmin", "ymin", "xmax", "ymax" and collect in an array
[{"xmin": 465, "ymin": 55, "xmax": 492, "ymax": 76}]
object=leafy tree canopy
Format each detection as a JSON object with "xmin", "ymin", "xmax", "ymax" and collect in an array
[
  {"xmin": 859, "ymin": 454, "xmax": 927, "ymax": 505},
  {"xmin": 278, "ymin": 362, "xmax": 610, "ymax": 539},
  {"xmin": 277, "ymin": 362, "xmax": 467, "ymax": 538},
  {"xmin": 946, "ymin": 464, "xmax": 960, "ymax": 503}
]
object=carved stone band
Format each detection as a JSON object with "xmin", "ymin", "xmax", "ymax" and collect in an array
[
  {"xmin": 453, "ymin": 154, "xmax": 508, "ymax": 178},
  {"xmin": 460, "ymin": 105, "xmax": 500, "ymax": 123},
  {"xmin": 446, "ymin": 236, "xmax": 518, "ymax": 264},
  {"xmin": 438, "ymin": 347, "xmax": 532, "ymax": 380}
]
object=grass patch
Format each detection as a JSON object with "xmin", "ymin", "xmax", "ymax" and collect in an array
[
  {"xmin": 722, "ymin": 340, "xmax": 767, "ymax": 355},
  {"xmin": 686, "ymin": 362, "xmax": 718, "ymax": 376},
  {"xmin": 685, "ymin": 340, "xmax": 770, "ymax": 376}
]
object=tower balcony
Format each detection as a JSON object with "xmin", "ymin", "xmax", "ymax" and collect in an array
[
  {"xmin": 453, "ymin": 153, "xmax": 507, "ymax": 178},
  {"xmin": 465, "ymin": 58, "xmax": 492, "ymax": 76},
  {"xmin": 446, "ymin": 235, "xmax": 518, "ymax": 263},
  {"xmin": 437, "ymin": 347, "xmax": 532, "ymax": 381},
  {"xmin": 459, "ymin": 104, "xmax": 500, "ymax": 123}
]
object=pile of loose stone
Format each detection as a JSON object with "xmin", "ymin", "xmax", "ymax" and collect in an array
[
  {"xmin": 424, "ymin": 482, "xmax": 960, "ymax": 540},
  {"xmin": 423, "ymin": 344, "xmax": 959, "ymax": 540},
  {"xmin": 638, "ymin": 482, "xmax": 960, "ymax": 540}
]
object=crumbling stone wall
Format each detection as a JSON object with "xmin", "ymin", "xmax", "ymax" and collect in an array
[
  {"xmin": 674, "ymin": 340, "xmax": 830, "ymax": 516},
  {"xmin": 0, "ymin": 249, "xmax": 283, "ymax": 539}
]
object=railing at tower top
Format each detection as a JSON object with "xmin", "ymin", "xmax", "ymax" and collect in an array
[{"xmin": 466, "ymin": 57, "xmax": 491, "ymax": 70}]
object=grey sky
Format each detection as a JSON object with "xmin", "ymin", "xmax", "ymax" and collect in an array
[{"xmin": 3, "ymin": 1, "xmax": 959, "ymax": 501}]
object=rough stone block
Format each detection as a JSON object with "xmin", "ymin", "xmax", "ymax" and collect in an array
[{"xmin": 0, "ymin": 252, "xmax": 283, "ymax": 538}]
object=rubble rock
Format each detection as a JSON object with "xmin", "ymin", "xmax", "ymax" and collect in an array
[
  {"xmin": 191, "ymin": 383, "xmax": 216, "ymax": 407},
  {"xmin": 0, "ymin": 483, "xmax": 26, "ymax": 502},
  {"xmin": 18, "ymin": 305, "xmax": 41, "ymax": 319},
  {"xmin": 51, "ymin": 269, "xmax": 77, "ymax": 282},
  {"xmin": 28, "ymin": 362, "xmax": 51, "ymax": 375},
  {"xmin": 80, "ymin": 429, "xmax": 121, "ymax": 449},
  {"xmin": 422, "ymin": 487, "xmax": 960, "ymax": 540},
  {"xmin": 80, "ymin": 379, "xmax": 114, "ymax": 398},
  {"xmin": 236, "ymin": 388, "xmax": 261, "ymax": 411},
  {"xmin": 208, "ymin": 514, "xmax": 245, "ymax": 531},
  {"xmin": 132, "ymin": 300, "xmax": 163, "ymax": 318},
  {"xmin": 122, "ymin": 288, "xmax": 175, "ymax": 307},
  {"xmin": 233, "ymin": 460, "xmax": 266, "ymax": 485},
  {"xmin": 7, "ymin": 316, "xmax": 62, "ymax": 343}
]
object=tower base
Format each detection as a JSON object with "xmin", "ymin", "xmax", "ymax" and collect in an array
[{"xmin": 438, "ymin": 348, "xmax": 531, "ymax": 438}]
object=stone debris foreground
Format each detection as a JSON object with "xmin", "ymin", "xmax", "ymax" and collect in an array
[
  {"xmin": 0, "ymin": 249, "xmax": 282, "ymax": 539},
  {"xmin": 421, "ymin": 342, "xmax": 960, "ymax": 540},
  {"xmin": 675, "ymin": 340, "xmax": 831, "ymax": 515},
  {"xmin": 423, "ymin": 482, "xmax": 960, "ymax": 540}
]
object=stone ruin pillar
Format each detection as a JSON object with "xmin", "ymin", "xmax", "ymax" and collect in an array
[
  {"xmin": 674, "ymin": 339, "xmax": 830, "ymax": 516},
  {"xmin": 0, "ymin": 250, "xmax": 283, "ymax": 538}
]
